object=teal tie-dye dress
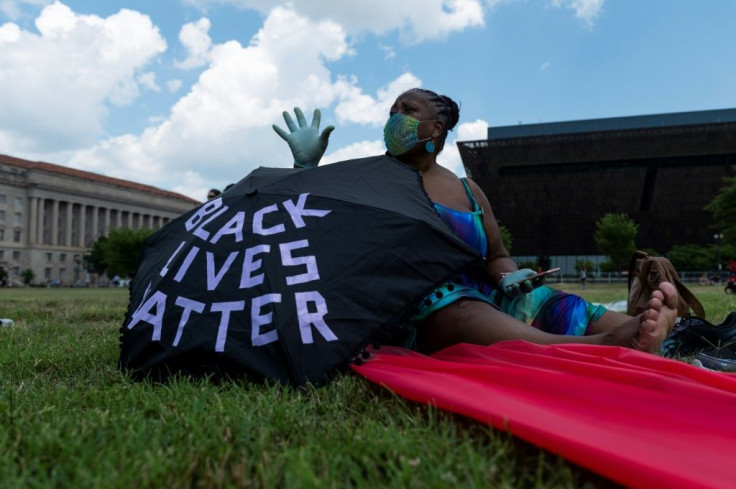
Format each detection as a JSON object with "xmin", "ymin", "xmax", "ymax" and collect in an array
[{"xmin": 411, "ymin": 178, "xmax": 606, "ymax": 338}]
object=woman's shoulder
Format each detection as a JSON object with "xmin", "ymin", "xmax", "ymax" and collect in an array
[{"xmin": 460, "ymin": 175, "xmax": 484, "ymax": 194}]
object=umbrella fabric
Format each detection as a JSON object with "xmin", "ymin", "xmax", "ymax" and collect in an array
[
  {"xmin": 352, "ymin": 341, "xmax": 736, "ymax": 489},
  {"xmin": 119, "ymin": 156, "xmax": 481, "ymax": 386}
]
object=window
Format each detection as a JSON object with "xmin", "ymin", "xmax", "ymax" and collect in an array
[
  {"xmin": 0, "ymin": 194, "xmax": 6, "ymax": 204},
  {"xmin": 46, "ymin": 252, "xmax": 53, "ymax": 262},
  {"xmin": 13, "ymin": 213, "xmax": 21, "ymax": 226},
  {"xmin": 60, "ymin": 268, "xmax": 66, "ymax": 281},
  {"xmin": 14, "ymin": 197, "xmax": 22, "ymax": 209},
  {"xmin": 12, "ymin": 251, "xmax": 20, "ymax": 260},
  {"xmin": 60, "ymin": 253, "xmax": 66, "ymax": 262},
  {"xmin": 0, "ymin": 229, "xmax": 4, "ymax": 241},
  {"xmin": 13, "ymin": 230, "xmax": 21, "ymax": 242},
  {"xmin": 12, "ymin": 267, "xmax": 19, "ymax": 277},
  {"xmin": 0, "ymin": 210, "xmax": 4, "ymax": 222},
  {"xmin": 0, "ymin": 250, "xmax": 4, "ymax": 259},
  {"xmin": 44, "ymin": 267, "xmax": 51, "ymax": 279}
]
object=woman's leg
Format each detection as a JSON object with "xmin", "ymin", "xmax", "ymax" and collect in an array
[
  {"xmin": 491, "ymin": 286, "xmax": 607, "ymax": 336},
  {"xmin": 495, "ymin": 283, "xmax": 679, "ymax": 340},
  {"xmin": 416, "ymin": 282, "xmax": 678, "ymax": 354}
]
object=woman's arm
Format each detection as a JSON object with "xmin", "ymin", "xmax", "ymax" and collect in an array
[
  {"xmin": 465, "ymin": 179, "xmax": 516, "ymax": 284},
  {"xmin": 466, "ymin": 178, "xmax": 540, "ymax": 296}
]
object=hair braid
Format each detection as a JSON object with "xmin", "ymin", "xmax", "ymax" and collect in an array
[{"xmin": 407, "ymin": 88, "xmax": 460, "ymax": 153}]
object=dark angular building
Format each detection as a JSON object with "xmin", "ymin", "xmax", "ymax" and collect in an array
[{"xmin": 457, "ymin": 108, "xmax": 736, "ymax": 270}]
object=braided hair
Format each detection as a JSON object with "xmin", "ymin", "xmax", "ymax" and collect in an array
[{"xmin": 406, "ymin": 88, "xmax": 460, "ymax": 153}]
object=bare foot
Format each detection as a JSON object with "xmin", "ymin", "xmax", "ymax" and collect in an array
[
  {"xmin": 632, "ymin": 281, "xmax": 678, "ymax": 352},
  {"xmin": 603, "ymin": 282, "xmax": 679, "ymax": 353}
]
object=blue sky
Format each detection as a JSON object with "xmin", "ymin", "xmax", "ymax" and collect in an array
[{"xmin": 1, "ymin": 0, "xmax": 735, "ymax": 201}]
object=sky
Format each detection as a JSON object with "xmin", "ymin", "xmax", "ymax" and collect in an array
[{"xmin": 1, "ymin": 0, "xmax": 735, "ymax": 202}]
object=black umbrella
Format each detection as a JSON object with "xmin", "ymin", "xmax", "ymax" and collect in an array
[{"xmin": 119, "ymin": 155, "xmax": 481, "ymax": 386}]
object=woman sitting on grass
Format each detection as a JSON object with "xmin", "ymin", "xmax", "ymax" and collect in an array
[{"xmin": 272, "ymin": 88, "xmax": 678, "ymax": 354}]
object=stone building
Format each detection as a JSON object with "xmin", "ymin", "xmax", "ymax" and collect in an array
[
  {"xmin": 0, "ymin": 154, "xmax": 200, "ymax": 285},
  {"xmin": 457, "ymin": 108, "xmax": 736, "ymax": 272}
]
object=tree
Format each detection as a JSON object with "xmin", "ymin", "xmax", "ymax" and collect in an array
[
  {"xmin": 498, "ymin": 223, "xmax": 512, "ymax": 253},
  {"xmin": 21, "ymin": 268, "xmax": 35, "ymax": 286},
  {"xmin": 91, "ymin": 228, "xmax": 154, "ymax": 278},
  {"xmin": 667, "ymin": 243, "xmax": 736, "ymax": 271},
  {"xmin": 575, "ymin": 259, "xmax": 595, "ymax": 274},
  {"xmin": 87, "ymin": 235, "xmax": 108, "ymax": 275},
  {"xmin": 0, "ymin": 267, "xmax": 7, "ymax": 286},
  {"xmin": 594, "ymin": 213, "xmax": 638, "ymax": 272},
  {"xmin": 704, "ymin": 168, "xmax": 736, "ymax": 242}
]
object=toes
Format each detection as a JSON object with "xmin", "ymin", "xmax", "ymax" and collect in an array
[
  {"xmin": 658, "ymin": 281, "xmax": 679, "ymax": 309},
  {"xmin": 647, "ymin": 295, "xmax": 663, "ymax": 312}
]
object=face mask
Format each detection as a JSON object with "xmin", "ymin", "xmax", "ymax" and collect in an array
[{"xmin": 383, "ymin": 113, "xmax": 433, "ymax": 156}]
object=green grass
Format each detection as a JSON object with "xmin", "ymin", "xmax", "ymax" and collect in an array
[{"xmin": 1, "ymin": 284, "xmax": 732, "ymax": 488}]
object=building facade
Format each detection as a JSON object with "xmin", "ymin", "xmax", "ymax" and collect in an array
[
  {"xmin": 0, "ymin": 154, "xmax": 200, "ymax": 285},
  {"xmin": 457, "ymin": 108, "xmax": 736, "ymax": 272}
]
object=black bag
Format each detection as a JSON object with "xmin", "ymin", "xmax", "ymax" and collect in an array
[{"xmin": 661, "ymin": 313, "xmax": 736, "ymax": 371}]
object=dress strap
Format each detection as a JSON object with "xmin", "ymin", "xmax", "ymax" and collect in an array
[{"xmin": 460, "ymin": 178, "xmax": 482, "ymax": 213}]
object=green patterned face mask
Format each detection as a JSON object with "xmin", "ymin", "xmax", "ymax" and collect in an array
[{"xmin": 383, "ymin": 113, "xmax": 434, "ymax": 155}]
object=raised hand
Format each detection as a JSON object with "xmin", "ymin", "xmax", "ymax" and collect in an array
[{"xmin": 272, "ymin": 107, "xmax": 335, "ymax": 168}]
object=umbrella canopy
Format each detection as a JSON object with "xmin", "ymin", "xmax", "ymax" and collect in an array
[{"xmin": 119, "ymin": 155, "xmax": 481, "ymax": 386}]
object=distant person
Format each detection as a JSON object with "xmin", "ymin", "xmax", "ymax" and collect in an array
[
  {"xmin": 207, "ymin": 188, "xmax": 221, "ymax": 200},
  {"xmin": 580, "ymin": 268, "xmax": 587, "ymax": 290}
]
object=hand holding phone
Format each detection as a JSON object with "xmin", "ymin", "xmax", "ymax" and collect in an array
[
  {"xmin": 523, "ymin": 267, "xmax": 561, "ymax": 285},
  {"xmin": 499, "ymin": 268, "xmax": 560, "ymax": 297}
]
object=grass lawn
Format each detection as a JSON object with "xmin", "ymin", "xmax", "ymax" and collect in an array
[{"xmin": 1, "ymin": 284, "xmax": 734, "ymax": 488}]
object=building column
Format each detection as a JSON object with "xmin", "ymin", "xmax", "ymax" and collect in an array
[
  {"xmin": 127, "ymin": 211, "xmax": 134, "ymax": 229},
  {"xmin": 91, "ymin": 206, "xmax": 99, "ymax": 243},
  {"xmin": 36, "ymin": 197, "xmax": 45, "ymax": 245},
  {"xmin": 66, "ymin": 202, "xmax": 73, "ymax": 247},
  {"xmin": 104, "ymin": 208, "xmax": 111, "ymax": 236},
  {"xmin": 51, "ymin": 199, "xmax": 59, "ymax": 246},
  {"xmin": 78, "ymin": 204, "xmax": 86, "ymax": 247},
  {"xmin": 116, "ymin": 209, "xmax": 122, "ymax": 229},
  {"xmin": 28, "ymin": 196, "xmax": 37, "ymax": 244}
]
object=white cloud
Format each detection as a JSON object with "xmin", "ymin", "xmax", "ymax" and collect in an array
[
  {"xmin": 175, "ymin": 17, "xmax": 212, "ymax": 69},
  {"xmin": 334, "ymin": 73, "xmax": 423, "ymax": 126},
  {"xmin": 137, "ymin": 72, "xmax": 160, "ymax": 92},
  {"xmin": 0, "ymin": 20, "xmax": 21, "ymax": 40},
  {"xmin": 540, "ymin": 61, "xmax": 551, "ymax": 71},
  {"xmin": 379, "ymin": 44, "xmax": 395, "ymax": 60},
  {"xmin": 167, "ymin": 79, "xmax": 183, "ymax": 92},
  {"xmin": 322, "ymin": 140, "xmax": 385, "ymax": 165},
  {"xmin": 550, "ymin": 0, "xmax": 605, "ymax": 27},
  {"xmin": 189, "ymin": 0, "xmax": 486, "ymax": 43},
  {"xmin": 438, "ymin": 119, "xmax": 489, "ymax": 176},
  {"xmin": 173, "ymin": 170, "xmax": 211, "ymax": 202},
  {"xmin": 0, "ymin": 0, "xmax": 49, "ymax": 20},
  {"xmin": 0, "ymin": 1, "xmax": 166, "ymax": 151},
  {"xmin": 67, "ymin": 6, "xmax": 364, "ymax": 197}
]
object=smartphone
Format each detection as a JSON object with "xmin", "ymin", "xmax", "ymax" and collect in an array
[
  {"xmin": 528, "ymin": 267, "xmax": 561, "ymax": 282},
  {"xmin": 506, "ymin": 267, "xmax": 561, "ymax": 286}
]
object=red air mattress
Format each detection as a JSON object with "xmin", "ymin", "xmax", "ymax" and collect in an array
[{"xmin": 352, "ymin": 341, "xmax": 736, "ymax": 489}]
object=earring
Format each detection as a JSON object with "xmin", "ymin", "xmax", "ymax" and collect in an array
[{"xmin": 425, "ymin": 139, "xmax": 435, "ymax": 153}]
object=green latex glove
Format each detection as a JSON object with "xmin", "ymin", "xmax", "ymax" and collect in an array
[
  {"xmin": 272, "ymin": 107, "xmax": 335, "ymax": 168},
  {"xmin": 499, "ymin": 268, "xmax": 543, "ymax": 298}
]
